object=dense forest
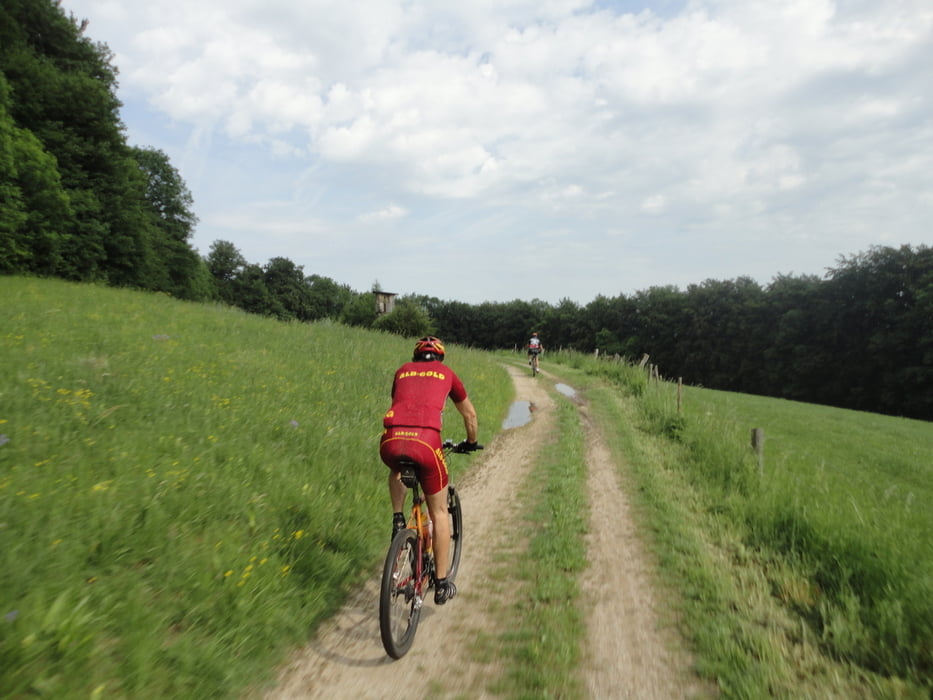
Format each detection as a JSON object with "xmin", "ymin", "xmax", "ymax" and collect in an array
[{"xmin": 2, "ymin": 1, "xmax": 931, "ymax": 420}]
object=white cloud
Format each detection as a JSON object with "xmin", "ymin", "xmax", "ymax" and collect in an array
[
  {"xmin": 642, "ymin": 194, "xmax": 666, "ymax": 213},
  {"xmin": 61, "ymin": 0, "xmax": 933, "ymax": 303},
  {"xmin": 359, "ymin": 204, "xmax": 409, "ymax": 223}
]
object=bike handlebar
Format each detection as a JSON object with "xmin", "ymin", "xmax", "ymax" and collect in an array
[{"xmin": 443, "ymin": 439, "xmax": 484, "ymax": 454}]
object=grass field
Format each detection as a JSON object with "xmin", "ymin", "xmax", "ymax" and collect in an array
[
  {"xmin": 3, "ymin": 278, "xmax": 931, "ymax": 698},
  {"xmin": 0, "ymin": 277, "xmax": 512, "ymax": 699}
]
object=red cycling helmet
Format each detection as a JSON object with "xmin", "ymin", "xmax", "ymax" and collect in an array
[{"xmin": 413, "ymin": 336, "xmax": 446, "ymax": 361}]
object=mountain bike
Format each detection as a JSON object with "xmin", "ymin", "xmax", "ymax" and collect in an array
[
  {"xmin": 379, "ymin": 439, "xmax": 481, "ymax": 659},
  {"xmin": 529, "ymin": 351, "xmax": 540, "ymax": 376}
]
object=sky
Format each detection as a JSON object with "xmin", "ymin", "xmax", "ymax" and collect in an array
[{"xmin": 60, "ymin": 0, "xmax": 933, "ymax": 305}]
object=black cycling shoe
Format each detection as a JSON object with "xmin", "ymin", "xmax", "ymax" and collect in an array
[
  {"xmin": 391, "ymin": 513, "xmax": 406, "ymax": 541},
  {"xmin": 434, "ymin": 578, "xmax": 457, "ymax": 605}
]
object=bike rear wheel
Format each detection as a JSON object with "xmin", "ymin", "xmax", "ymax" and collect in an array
[
  {"xmin": 446, "ymin": 485, "xmax": 463, "ymax": 582},
  {"xmin": 380, "ymin": 529, "xmax": 422, "ymax": 659}
]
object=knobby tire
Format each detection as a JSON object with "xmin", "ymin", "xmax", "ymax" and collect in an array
[
  {"xmin": 380, "ymin": 529, "xmax": 421, "ymax": 659},
  {"xmin": 446, "ymin": 486, "xmax": 463, "ymax": 582}
]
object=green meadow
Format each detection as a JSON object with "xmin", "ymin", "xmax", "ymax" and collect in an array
[
  {"xmin": 2, "ymin": 277, "xmax": 931, "ymax": 698},
  {"xmin": 550, "ymin": 351, "xmax": 932, "ymax": 698},
  {"xmin": 0, "ymin": 277, "xmax": 511, "ymax": 698}
]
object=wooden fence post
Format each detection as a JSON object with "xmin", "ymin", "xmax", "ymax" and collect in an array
[{"xmin": 751, "ymin": 428, "xmax": 765, "ymax": 475}]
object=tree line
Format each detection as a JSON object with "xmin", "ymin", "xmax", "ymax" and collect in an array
[
  {"xmin": 2, "ymin": 1, "xmax": 930, "ymax": 420},
  {"xmin": 420, "ymin": 244, "xmax": 932, "ymax": 421}
]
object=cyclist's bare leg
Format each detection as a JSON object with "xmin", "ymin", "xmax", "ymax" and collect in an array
[
  {"xmin": 388, "ymin": 470, "xmax": 407, "ymax": 512},
  {"xmin": 426, "ymin": 487, "xmax": 451, "ymax": 580}
]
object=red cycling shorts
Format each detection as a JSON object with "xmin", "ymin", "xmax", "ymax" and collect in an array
[{"xmin": 379, "ymin": 427, "xmax": 449, "ymax": 496}]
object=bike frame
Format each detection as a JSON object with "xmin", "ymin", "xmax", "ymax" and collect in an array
[{"xmin": 397, "ymin": 465, "xmax": 432, "ymax": 609}]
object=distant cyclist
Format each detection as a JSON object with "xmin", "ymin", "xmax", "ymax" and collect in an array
[
  {"xmin": 379, "ymin": 336, "xmax": 479, "ymax": 605},
  {"xmin": 527, "ymin": 332, "xmax": 543, "ymax": 366}
]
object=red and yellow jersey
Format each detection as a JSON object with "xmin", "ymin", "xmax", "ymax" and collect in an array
[{"xmin": 383, "ymin": 360, "xmax": 468, "ymax": 432}]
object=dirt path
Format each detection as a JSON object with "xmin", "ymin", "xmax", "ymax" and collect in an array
[
  {"xmin": 260, "ymin": 365, "xmax": 701, "ymax": 698},
  {"xmin": 577, "ymin": 400, "xmax": 704, "ymax": 698}
]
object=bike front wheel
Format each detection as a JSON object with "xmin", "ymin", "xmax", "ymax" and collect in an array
[
  {"xmin": 380, "ymin": 529, "xmax": 422, "ymax": 659},
  {"xmin": 446, "ymin": 485, "xmax": 463, "ymax": 582}
]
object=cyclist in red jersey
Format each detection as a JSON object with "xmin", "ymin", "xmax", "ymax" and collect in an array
[{"xmin": 380, "ymin": 336, "xmax": 479, "ymax": 605}]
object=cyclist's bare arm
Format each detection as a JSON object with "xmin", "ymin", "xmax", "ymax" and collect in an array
[{"xmin": 454, "ymin": 397, "xmax": 478, "ymax": 444}]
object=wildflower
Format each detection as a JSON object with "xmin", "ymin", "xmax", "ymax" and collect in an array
[
  {"xmin": 4, "ymin": 610, "xmax": 18, "ymax": 623},
  {"xmin": 289, "ymin": 420, "xmax": 299, "ymax": 428},
  {"xmin": 0, "ymin": 435, "xmax": 8, "ymax": 447}
]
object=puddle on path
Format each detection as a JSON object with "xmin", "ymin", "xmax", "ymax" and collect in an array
[
  {"xmin": 555, "ymin": 383, "xmax": 577, "ymax": 398},
  {"xmin": 502, "ymin": 400, "xmax": 533, "ymax": 429}
]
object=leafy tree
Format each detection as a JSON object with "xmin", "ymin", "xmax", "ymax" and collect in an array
[
  {"xmin": 341, "ymin": 292, "xmax": 377, "ymax": 328},
  {"xmin": 822, "ymin": 245, "xmax": 933, "ymax": 417},
  {"xmin": 206, "ymin": 240, "xmax": 247, "ymax": 304},
  {"xmin": 263, "ymin": 256, "xmax": 312, "ymax": 321},
  {"xmin": 541, "ymin": 297, "xmax": 588, "ymax": 351},
  {"xmin": 373, "ymin": 297, "xmax": 434, "ymax": 337},
  {"xmin": 494, "ymin": 299, "xmax": 542, "ymax": 349},
  {"xmin": 7, "ymin": 126, "xmax": 73, "ymax": 274},
  {"xmin": 623, "ymin": 285, "xmax": 685, "ymax": 369},
  {"xmin": 306, "ymin": 274, "xmax": 353, "ymax": 320},
  {"xmin": 680, "ymin": 277, "xmax": 766, "ymax": 390},
  {"xmin": 0, "ymin": 74, "xmax": 29, "ymax": 271},
  {"xmin": 427, "ymin": 299, "xmax": 480, "ymax": 346},
  {"xmin": 761, "ymin": 274, "xmax": 827, "ymax": 401},
  {"xmin": 2, "ymin": 0, "xmax": 126, "ymax": 280},
  {"xmin": 584, "ymin": 294, "xmax": 629, "ymax": 355},
  {"xmin": 231, "ymin": 263, "xmax": 284, "ymax": 318},
  {"xmin": 594, "ymin": 328, "xmax": 624, "ymax": 356},
  {"xmin": 131, "ymin": 146, "xmax": 203, "ymax": 299}
]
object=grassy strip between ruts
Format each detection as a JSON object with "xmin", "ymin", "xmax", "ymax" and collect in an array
[{"xmin": 485, "ymin": 396, "xmax": 588, "ymax": 698}]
